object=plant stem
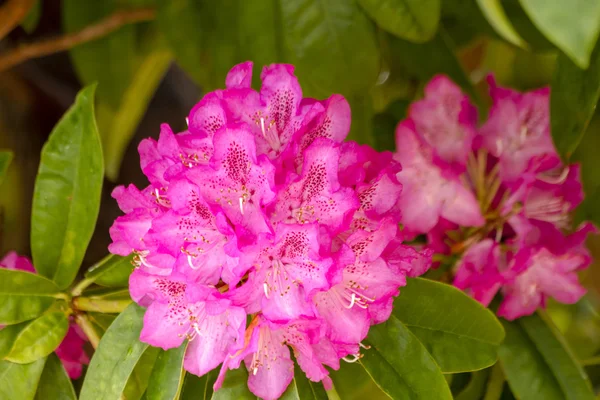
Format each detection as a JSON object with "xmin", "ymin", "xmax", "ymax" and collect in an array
[
  {"xmin": 71, "ymin": 277, "xmax": 95, "ymax": 297},
  {"xmin": 75, "ymin": 313, "xmax": 101, "ymax": 349},
  {"xmin": 580, "ymin": 356, "xmax": 600, "ymax": 366},
  {"xmin": 0, "ymin": 0, "xmax": 35, "ymax": 40},
  {"xmin": 73, "ymin": 296, "xmax": 132, "ymax": 313},
  {"xmin": 0, "ymin": 7, "xmax": 156, "ymax": 72}
]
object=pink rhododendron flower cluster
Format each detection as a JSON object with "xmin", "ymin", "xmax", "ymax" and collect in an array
[
  {"xmin": 0, "ymin": 252, "xmax": 90, "ymax": 378},
  {"xmin": 109, "ymin": 62, "xmax": 431, "ymax": 399},
  {"xmin": 394, "ymin": 75, "xmax": 597, "ymax": 320}
]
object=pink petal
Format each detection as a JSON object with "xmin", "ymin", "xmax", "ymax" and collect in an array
[{"xmin": 226, "ymin": 61, "xmax": 254, "ymax": 89}]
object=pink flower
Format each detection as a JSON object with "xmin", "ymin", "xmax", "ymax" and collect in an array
[
  {"xmin": 453, "ymin": 240, "xmax": 505, "ymax": 306},
  {"xmin": 480, "ymin": 76, "xmax": 557, "ymax": 182},
  {"xmin": 394, "ymin": 120, "xmax": 484, "ymax": 236},
  {"xmin": 392, "ymin": 74, "xmax": 596, "ymax": 321},
  {"xmin": 0, "ymin": 252, "xmax": 89, "ymax": 379},
  {"xmin": 498, "ymin": 223, "xmax": 596, "ymax": 320},
  {"xmin": 410, "ymin": 75, "xmax": 478, "ymax": 166},
  {"xmin": 110, "ymin": 61, "xmax": 431, "ymax": 398}
]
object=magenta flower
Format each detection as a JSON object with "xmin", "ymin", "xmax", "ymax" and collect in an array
[
  {"xmin": 394, "ymin": 119, "xmax": 484, "ymax": 236},
  {"xmin": 110, "ymin": 61, "xmax": 430, "ymax": 398},
  {"xmin": 394, "ymin": 74, "xmax": 596, "ymax": 321},
  {"xmin": 0, "ymin": 252, "xmax": 89, "ymax": 378}
]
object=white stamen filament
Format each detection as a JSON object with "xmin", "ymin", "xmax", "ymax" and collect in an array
[
  {"xmin": 496, "ymin": 139, "xmax": 503, "ymax": 155},
  {"xmin": 342, "ymin": 355, "xmax": 361, "ymax": 363},
  {"xmin": 185, "ymin": 117, "xmax": 189, "ymax": 127},
  {"xmin": 263, "ymin": 283, "xmax": 270, "ymax": 299},
  {"xmin": 345, "ymin": 293, "xmax": 357, "ymax": 309},
  {"xmin": 253, "ymin": 367, "xmax": 258, "ymax": 375},
  {"xmin": 187, "ymin": 255, "xmax": 200, "ymax": 270},
  {"xmin": 239, "ymin": 197, "xmax": 245, "ymax": 215},
  {"xmin": 538, "ymin": 167, "xmax": 570, "ymax": 184},
  {"xmin": 359, "ymin": 342, "xmax": 371, "ymax": 350},
  {"xmin": 260, "ymin": 117, "xmax": 266, "ymax": 138}
]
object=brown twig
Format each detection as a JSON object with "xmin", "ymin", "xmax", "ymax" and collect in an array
[
  {"xmin": 0, "ymin": 7, "xmax": 156, "ymax": 73},
  {"xmin": 0, "ymin": 0, "xmax": 35, "ymax": 40}
]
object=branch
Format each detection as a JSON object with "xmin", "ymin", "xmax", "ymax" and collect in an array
[
  {"xmin": 0, "ymin": 7, "xmax": 156, "ymax": 73},
  {"xmin": 0, "ymin": 0, "xmax": 35, "ymax": 40}
]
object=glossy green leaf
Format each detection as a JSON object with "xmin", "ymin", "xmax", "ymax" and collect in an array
[
  {"xmin": 30, "ymin": 84, "xmax": 103, "ymax": 289},
  {"xmin": 212, "ymin": 367, "xmax": 255, "ymax": 400},
  {"xmin": 0, "ymin": 150, "xmax": 13, "ymax": 186},
  {"xmin": 98, "ymin": 49, "xmax": 172, "ymax": 180},
  {"xmin": 280, "ymin": 364, "xmax": 328, "ymax": 400},
  {"xmin": 63, "ymin": 0, "xmax": 170, "ymax": 180},
  {"xmin": 180, "ymin": 371, "xmax": 216, "ymax": 400},
  {"xmin": 520, "ymin": 312, "xmax": 595, "ymax": 399},
  {"xmin": 455, "ymin": 370, "xmax": 490, "ymax": 400},
  {"xmin": 357, "ymin": 0, "xmax": 440, "ymax": 42},
  {"xmin": 84, "ymin": 254, "xmax": 134, "ymax": 288},
  {"xmin": 329, "ymin": 359, "xmax": 389, "ymax": 400},
  {"xmin": 551, "ymin": 40, "xmax": 600, "ymax": 160},
  {"xmin": 385, "ymin": 28, "xmax": 479, "ymax": 103},
  {"xmin": 476, "ymin": 0, "xmax": 527, "ymax": 48},
  {"xmin": 21, "ymin": 0, "xmax": 41, "ymax": 33},
  {"xmin": 34, "ymin": 353, "xmax": 77, "ymax": 400},
  {"xmin": 146, "ymin": 344, "xmax": 187, "ymax": 400},
  {"xmin": 5, "ymin": 311, "xmax": 69, "ymax": 364},
  {"xmin": 499, "ymin": 313, "xmax": 595, "ymax": 400},
  {"xmin": 87, "ymin": 312, "xmax": 116, "ymax": 332},
  {"xmin": 123, "ymin": 346, "xmax": 160, "ymax": 400},
  {"xmin": 361, "ymin": 316, "xmax": 452, "ymax": 399},
  {"xmin": 0, "ymin": 323, "xmax": 26, "ymax": 359},
  {"xmin": 501, "ymin": 0, "xmax": 554, "ymax": 50},
  {"xmin": 0, "ymin": 358, "xmax": 46, "ymax": 400},
  {"xmin": 393, "ymin": 278, "xmax": 505, "ymax": 373},
  {"xmin": 281, "ymin": 0, "xmax": 380, "ymax": 98},
  {"xmin": 518, "ymin": 0, "xmax": 600, "ymax": 68},
  {"xmin": 0, "ymin": 269, "xmax": 60, "ymax": 325},
  {"xmin": 80, "ymin": 303, "xmax": 148, "ymax": 400}
]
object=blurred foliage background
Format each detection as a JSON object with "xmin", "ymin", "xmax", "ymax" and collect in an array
[{"xmin": 1, "ymin": 0, "xmax": 600, "ymax": 396}]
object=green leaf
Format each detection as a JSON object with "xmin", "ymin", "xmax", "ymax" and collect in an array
[
  {"xmin": 0, "ymin": 150, "xmax": 13, "ymax": 186},
  {"xmin": 63, "ymin": 0, "xmax": 170, "ymax": 181},
  {"xmin": 357, "ymin": 0, "xmax": 440, "ymax": 42},
  {"xmin": 0, "ymin": 323, "xmax": 26, "ymax": 359},
  {"xmin": 280, "ymin": 364, "xmax": 328, "ymax": 400},
  {"xmin": 475, "ymin": 0, "xmax": 527, "ymax": 48},
  {"xmin": 393, "ymin": 278, "xmax": 505, "ymax": 373},
  {"xmin": 123, "ymin": 346, "xmax": 160, "ymax": 400},
  {"xmin": 518, "ymin": 0, "xmax": 600, "ymax": 68},
  {"xmin": 99, "ymin": 49, "xmax": 172, "ymax": 180},
  {"xmin": 84, "ymin": 254, "xmax": 134, "ymax": 288},
  {"xmin": 34, "ymin": 353, "xmax": 77, "ymax": 400},
  {"xmin": 180, "ymin": 371, "xmax": 216, "ymax": 400},
  {"xmin": 146, "ymin": 344, "xmax": 187, "ymax": 400},
  {"xmin": 499, "ymin": 312, "xmax": 595, "ymax": 400},
  {"xmin": 361, "ymin": 316, "xmax": 452, "ymax": 399},
  {"xmin": 455, "ymin": 370, "xmax": 490, "ymax": 400},
  {"xmin": 281, "ymin": 0, "xmax": 380, "ymax": 98},
  {"xmin": 0, "ymin": 269, "xmax": 61, "ymax": 325},
  {"xmin": 211, "ymin": 367, "xmax": 255, "ymax": 400},
  {"xmin": 384, "ymin": 28, "xmax": 479, "ymax": 103},
  {"xmin": 0, "ymin": 358, "xmax": 46, "ymax": 400},
  {"xmin": 5, "ymin": 311, "xmax": 69, "ymax": 364},
  {"xmin": 30, "ymin": 84, "xmax": 103, "ymax": 289},
  {"xmin": 329, "ymin": 359, "xmax": 389, "ymax": 400},
  {"xmin": 21, "ymin": 0, "xmax": 41, "ymax": 33},
  {"xmin": 87, "ymin": 312, "xmax": 116, "ymax": 332},
  {"xmin": 80, "ymin": 303, "xmax": 149, "ymax": 400},
  {"xmin": 551, "ymin": 40, "xmax": 600, "ymax": 160}
]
